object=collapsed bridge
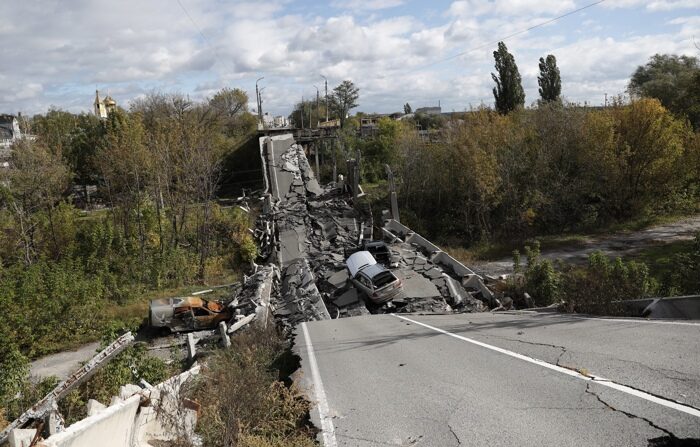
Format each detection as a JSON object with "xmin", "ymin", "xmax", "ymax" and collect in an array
[{"xmin": 256, "ymin": 134, "xmax": 497, "ymax": 327}]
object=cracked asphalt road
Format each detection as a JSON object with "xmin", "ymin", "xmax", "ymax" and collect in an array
[{"xmin": 296, "ymin": 313, "xmax": 700, "ymax": 446}]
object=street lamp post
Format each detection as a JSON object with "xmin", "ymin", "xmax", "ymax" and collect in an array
[
  {"xmin": 320, "ymin": 75, "xmax": 328, "ymax": 123},
  {"xmin": 255, "ymin": 77, "xmax": 264, "ymax": 123}
]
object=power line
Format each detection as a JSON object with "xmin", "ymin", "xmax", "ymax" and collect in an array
[
  {"xmin": 175, "ymin": 0, "xmax": 214, "ymax": 49},
  {"xmin": 411, "ymin": 0, "xmax": 606, "ymax": 72},
  {"xmin": 175, "ymin": 0, "xmax": 236, "ymax": 75}
]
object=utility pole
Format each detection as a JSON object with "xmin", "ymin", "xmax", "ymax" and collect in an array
[
  {"xmin": 300, "ymin": 96, "xmax": 305, "ymax": 129},
  {"xmin": 321, "ymin": 74, "xmax": 328, "ymax": 122},
  {"xmin": 255, "ymin": 77, "xmax": 264, "ymax": 124}
]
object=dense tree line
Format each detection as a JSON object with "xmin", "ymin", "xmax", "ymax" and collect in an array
[
  {"xmin": 392, "ymin": 98, "xmax": 698, "ymax": 242},
  {"xmin": 0, "ymin": 88, "xmax": 258, "ymax": 416}
]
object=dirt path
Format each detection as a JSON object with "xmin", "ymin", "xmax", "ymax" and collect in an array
[
  {"xmin": 29, "ymin": 342, "xmax": 101, "ymax": 381},
  {"xmin": 472, "ymin": 214, "xmax": 700, "ymax": 277}
]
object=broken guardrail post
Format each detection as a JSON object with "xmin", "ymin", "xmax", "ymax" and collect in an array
[
  {"xmin": 187, "ymin": 333, "xmax": 196, "ymax": 361},
  {"xmin": 219, "ymin": 322, "xmax": 231, "ymax": 348}
]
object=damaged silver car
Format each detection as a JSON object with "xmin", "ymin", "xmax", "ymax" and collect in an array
[{"xmin": 346, "ymin": 251, "xmax": 404, "ymax": 304}]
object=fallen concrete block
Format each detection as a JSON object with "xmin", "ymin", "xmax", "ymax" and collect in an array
[
  {"xmin": 463, "ymin": 275, "xmax": 495, "ymax": 306},
  {"xmin": 443, "ymin": 274, "xmax": 468, "ymax": 307},
  {"xmin": 8, "ymin": 429, "xmax": 36, "ymax": 447},
  {"xmin": 119, "ymin": 384, "xmax": 142, "ymax": 401}
]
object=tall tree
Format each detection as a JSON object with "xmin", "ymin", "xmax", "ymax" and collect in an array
[
  {"xmin": 538, "ymin": 54, "xmax": 562, "ymax": 103},
  {"xmin": 1, "ymin": 139, "xmax": 71, "ymax": 264},
  {"xmin": 208, "ymin": 88, "xmax": 254, "ymax": 137},
  {"xmin": 404, "ymin": 103, "xmax": 412, "ymax": 114},
  {"xmin": 629, "ymin": 54, "xmax": 700, "ymax": 128},
  {"xmin": 491, "ymin": 42, "xmax": 525, "ymax": 114},
  {"xmin": 331, "ymin": 80, "xmax": 359, "ymax": 127}
]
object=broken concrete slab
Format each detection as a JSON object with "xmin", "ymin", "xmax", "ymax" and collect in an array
[
  {"xmin": 398, "ymin": 271, "xmax": 441, "ymax": 299},
  {"xmin": 424, "ymin": 267, "xmax": 443, "ymax": 280},
  {"xmin": 333, "ymin": 288, "xmax": 360, "ymax": 307},
  {"xmin": 327, "ymin": 270, "xmax": 349, "ymax": 289}
]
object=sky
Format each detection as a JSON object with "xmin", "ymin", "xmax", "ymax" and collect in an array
[{"xmin": 1, "ymin": 0, "xmax": 699, "ymax": 117}]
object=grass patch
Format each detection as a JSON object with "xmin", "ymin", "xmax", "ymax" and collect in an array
[
  {"xmin": 627, "ymin": 239, "xmax": 695, "ymax": 282},
  {"xmin": 444, "ymin": 234, "xmax": 590, "ymax": 263},
  {"xmin": 188, "ymin": 325, "xmax": 317, "ymax": 447}
]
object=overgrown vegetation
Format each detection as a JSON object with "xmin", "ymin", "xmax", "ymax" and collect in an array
[
  {"xmin": 506, "ymin": 233, "xmax": 700, "ymax": 314},
  {"xmin": 188, "ymin": 326, "xmax": 317, "ymax": 447},
  {"xmin": 0, "ymin": 318, "xmax": 172, "ymax": 424},
  {"xmin": 0, "ymin": 88, "xmax": 259, "ymax": 419}
]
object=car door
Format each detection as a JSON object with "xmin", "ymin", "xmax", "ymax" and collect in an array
[{"xmin": 192, "ymin": 306, "xmax": 215, "ymax": 329}]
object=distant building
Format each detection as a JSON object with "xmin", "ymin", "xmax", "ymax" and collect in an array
[
  {"xmin": 262, "ymin": 112, "xmax": 274, "ymax": 128},
  {"xmin": 0, "ymin": 114, "xmax": 22, "ymax": 154},
  {"xmin": 273, "ymin": 115, "xmax": 288, "ymax": 128},
  {"xmin": 94, "ymin": 90, "xmax": 117, "ymax": 119},
  {"xmin": 360, "ymin": 116, "xmax": 382, "ymax": 137}
]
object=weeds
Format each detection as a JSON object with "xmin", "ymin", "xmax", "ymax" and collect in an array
[{"xmin": 188, "ymin": 325, "xmax": 317, "ymax": 447}]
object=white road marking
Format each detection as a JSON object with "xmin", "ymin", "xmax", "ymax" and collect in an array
[
  {"xmin": 302, "ymin": 322, "xmax": 338, "ymax": 447},
  {"xmin": 497, "ymin": 311, "xmax": 700, "ymax": 327},
  {"xmin": 567, "ymin": 315, "xmax": 700, "ymax": 326},
  {"xmin": 392, "ymin": 314, "xmax": 700, "ymax": 418}
]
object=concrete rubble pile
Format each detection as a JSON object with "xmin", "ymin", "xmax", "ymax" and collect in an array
[
  {"xmin": 180, "ymin": 265, "xmax": 279, "ymax": 353},
  {"xmin": 260, "ymin": 143, "xmax": 336, "ymax": 331}
]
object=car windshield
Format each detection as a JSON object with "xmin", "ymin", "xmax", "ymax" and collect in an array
[{"xmin": 372, "ymin": 271, "xmax": 396, "ymax": 289}]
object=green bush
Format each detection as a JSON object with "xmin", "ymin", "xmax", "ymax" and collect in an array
[{"xmin": 560, "ymin": 251, "xmax": 655, "ymax": 314}]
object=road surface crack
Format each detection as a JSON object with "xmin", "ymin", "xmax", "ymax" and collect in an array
[
  {"xmin": 585, "ymin": 383, "xmax": 677, "ymax": 439},
  {"xmin": 447, "ymin": 423, "xmax": 461, "ymax": 445},
  {"xmin": 494, "ymin": 336, "xmax": 569, "ymax": 367}
]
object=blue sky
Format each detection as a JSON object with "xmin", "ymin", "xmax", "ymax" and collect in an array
[{"xmin": 1, "ymin": 0, "xmax": 698, "ymax": 116}]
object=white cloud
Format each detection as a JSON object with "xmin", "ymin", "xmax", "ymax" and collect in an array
[
  {"xmin": 331, "ymin": 0, "xmax": 404, "ymax": 11},
  {"xmin": 448, "ymin": 0, "xmax": 576, "ymax": 18},
  {"xmin": 604, "ymin": 0, "xmax": 700, "ymax": 10},
  {"xmin": 0, "ymin": 0, "xmax": 696, "ymax": 116}
]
